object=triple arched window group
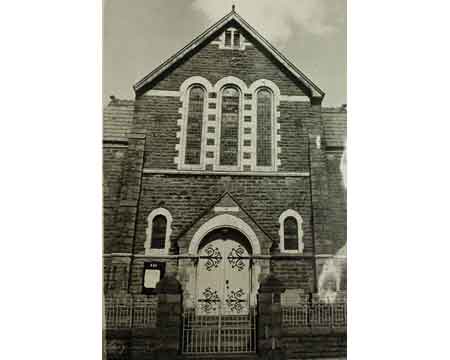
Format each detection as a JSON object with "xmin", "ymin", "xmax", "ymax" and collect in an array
[{"xmin": 182, "ymin": 82, "xmax": 276, "ymax": 170}]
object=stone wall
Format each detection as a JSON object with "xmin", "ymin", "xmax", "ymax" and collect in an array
[
  {"xmin": 149, "ymin": 29, "xmax": 309, "ymax": 96},
  {"xmin": 281, "ymin": 333, "xmax": 347, "ymax": 360}
]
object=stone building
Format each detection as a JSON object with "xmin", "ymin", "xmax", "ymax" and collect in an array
[{"xmin": 103, "ymin": 8, "xmax": 346, "ymax": 360}]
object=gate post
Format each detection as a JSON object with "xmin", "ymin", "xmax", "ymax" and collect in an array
[
  {"xmin": 258, "ymin": 275, "xmax": 287, "ymax": 360},
  {"xmin": 155, "ymin": 275, "xmax": 182, "ymax": 360}
]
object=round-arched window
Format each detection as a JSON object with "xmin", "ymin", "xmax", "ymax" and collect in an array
[
  {"xmin": 185, "ymin": 86, "xmax": 205, "ymax": 165},
  {"xmin": 151, "ymin": 215, "xmax": 167, "ymax": 249},
  {"xmin": 256, "ymin": 89, "xmax": 273, "ymax": 167},
  {"xmin": 284, "ymin": 216, "xmax": 299, "ymax": 250}
]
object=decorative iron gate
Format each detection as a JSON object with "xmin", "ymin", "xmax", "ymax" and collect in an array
[
  {"xmin": 182, "ymin": 306, "xmax": 256, "ymax": 354},
  {"xmin": 182, "ymin": 234, "xmax": 257, "ymax": 354}
]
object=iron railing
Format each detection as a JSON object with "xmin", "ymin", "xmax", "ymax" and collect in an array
[
  {"xmin": 104, "ymin": 298, "xmax": 157, "ymax": 329},
  {"xmin": 182, "ymin": 307, "xmax": 257, "ymax": 354},
  {"xmin": 282, "ymin": 302, "xmax": 346, "ymax": 329}
]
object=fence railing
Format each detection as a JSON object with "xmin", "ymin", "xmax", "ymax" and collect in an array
[
  {"xmin": 182, "ymin": 307, "xmax": 257, "ymax": 354},
  {"xmin": 282, "ymin": 302, "xmax": 346, "ymax": 329},
  {"xmin": 104, "ymin": 298, "xmax": 157, "ymax": 329}
]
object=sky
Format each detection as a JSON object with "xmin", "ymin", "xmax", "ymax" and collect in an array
[{"xmin": 104, "ymin": 0, "xmax": 346, "ymax": 107}]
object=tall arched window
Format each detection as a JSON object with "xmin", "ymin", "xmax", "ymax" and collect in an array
[
  {"xmin": 151, "ymin": 215, "xmax": 167, "ymax": 249},
  {"xmin": 284, "ymin": 217, "xmax": 298, "ymax": 250},
  {"xmin": 256, "ymin": 89, "xmax": 273, "ymax": 167},
  {"xmin": 220, "ymin": 87, "xmax": 240, "ymax": 166},
  {"xmin": 185, "ymin": 86, "xmax": 205, "ymax": 165},
  {"xmin": 279, "ymin": 209, "xmax": 304, "ymax": 253}
]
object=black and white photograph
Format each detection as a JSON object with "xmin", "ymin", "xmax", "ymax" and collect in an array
[
  {"xmin": 103, "ymin": 1, "xmax": 346, "ymax": 358},
  {"xmin": 3, "ymin": 1, "xmax": 450, "ymax": 360}
]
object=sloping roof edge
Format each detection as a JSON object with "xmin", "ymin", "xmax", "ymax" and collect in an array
[
  {"xmin": 133, "ymin": 10, "xmax": 324, "ymax": 99},
  {"xmin": 175, "ymin": 191, "xmax": 274, "ymax": 243}
]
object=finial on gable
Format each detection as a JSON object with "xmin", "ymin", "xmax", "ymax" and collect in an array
[{"xmin": 232, "ymin": 4, "xmax": 235, "ymax": 12}]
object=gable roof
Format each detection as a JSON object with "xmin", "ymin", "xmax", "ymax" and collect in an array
[{"xmin": 133, "ymin": 9, "xmax": 324, "ymax": 99}]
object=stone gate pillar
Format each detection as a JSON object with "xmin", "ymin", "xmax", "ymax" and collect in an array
[
  {"xmin": 258, "ymin": 274, "xmax": 287, "ymax": 360},
  {"xmin": 155, "ymin": 275, "xmax": 182, "ymax": 359}
]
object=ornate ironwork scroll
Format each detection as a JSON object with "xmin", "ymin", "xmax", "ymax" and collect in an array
[
  {"xmin": 227, "ymin": 246, "xmax": 245, "ymax": 271},
  {"xmin": 225, "ymin": 288, "xmax": 246, "ymax": 313},
  {"xmin": 204, "ymin": 245, "xmax": 222, "ymax": 271},
  {"xmin": 198, "ymin": 287, "xmax": 221, "ymax": 313}
]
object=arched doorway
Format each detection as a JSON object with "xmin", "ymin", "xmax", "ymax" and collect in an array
[
  {"xmin": 196, "ymin": 228, "xmax": 252, "ymax": 316},
  {"xmin": 182, "ymin": 227, "xmax": 257, "ymax": 354}
]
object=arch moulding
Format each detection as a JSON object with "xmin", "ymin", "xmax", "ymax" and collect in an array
[{"xmin": 188, "ymin": 214, "xmax": 261, "ymax": 255}]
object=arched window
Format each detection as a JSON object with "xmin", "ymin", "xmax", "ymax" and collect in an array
[
  {"xmin": 279, "ymin": 209, "xmax": 304, "ymax": 253},
  {"xmin": 256, "ymin": 89, "xmax": 273, "ymax": 167},
  {"xmin": 145, "ymin": 208, "xmax": 173, "ymax": 255},
  {"xmin": 185, "ymin": 86, "xmax": 205, "ymax": 165},
  {"xmin": 151, "ymin": 215, "xmax": 167, "ymax": 249},
  {"xmin": 220, "ymin": 87, "xmax": 240, "ymax": 166},
  {"xmin": 284, "ymin": 217, "xmax": 298, "ymax": 250}
]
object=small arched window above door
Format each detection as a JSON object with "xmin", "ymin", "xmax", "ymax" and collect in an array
[
  {"xmin": 279, "ymin": 209, "xmax": 304, "ymax": 253},
  {"xmin": 145, "ymin": 208, "xmax": 173, "ymax": 255}
]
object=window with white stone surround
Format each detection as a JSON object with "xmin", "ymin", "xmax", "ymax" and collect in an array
[
  {"xmin": 184, "ymin": 86, "xmax": 206, "ymax": 165},
  {"xmin": 218, "ymin": 86, "xmax": 241, "ymax": 168},
  {"xmin": 279, "ymin": 209, "xmax": 304, "ymax": 253},
  {"xmin": 145, "ymin": 208, "xmax": 173, "ymax": 255},
  {"xmin": 220, "ymin": 28, "xmax": 243, "ymax": 50},
  {"xmin": 256, "ymin": 88, "xmax": 273, "ymax": 167},
  {"xmin": 175, "ymin": 76, "xmax": 281, "ymax": 172}
]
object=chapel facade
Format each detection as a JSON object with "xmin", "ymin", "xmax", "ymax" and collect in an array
[{"xmin": 103, "ymin": 8, "xmax": 346, "ymax": 360}]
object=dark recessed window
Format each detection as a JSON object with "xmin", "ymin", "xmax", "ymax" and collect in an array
[
  {"xmin": 185, "ymin": 86, "xmax": 205, "ymax": 165},
  {"xmin": 151, "ymin": 215, "xmax": 167, "ymax": 249},
  {"xmin": 233, "ymin": 31, "xmax": 240, "ymax": 47},
  {"xmin": 284, "ymin": 217, "xmax": 299, "ymax": 250},
  {"xmin": 220, "ymin": 87, "xmax": 240, "ymax": 166},
  {"xmin": 225, "ymin": 31, "xmax": 232, "ymax": 46},
  {"xmin": 257, "ymin": 89, "xmax": 273, "ymax": 167}
]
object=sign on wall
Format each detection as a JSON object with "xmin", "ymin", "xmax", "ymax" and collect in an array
[{"xmin": 143, "ymin": 261, "xmax": 165, "ymax": 294}]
